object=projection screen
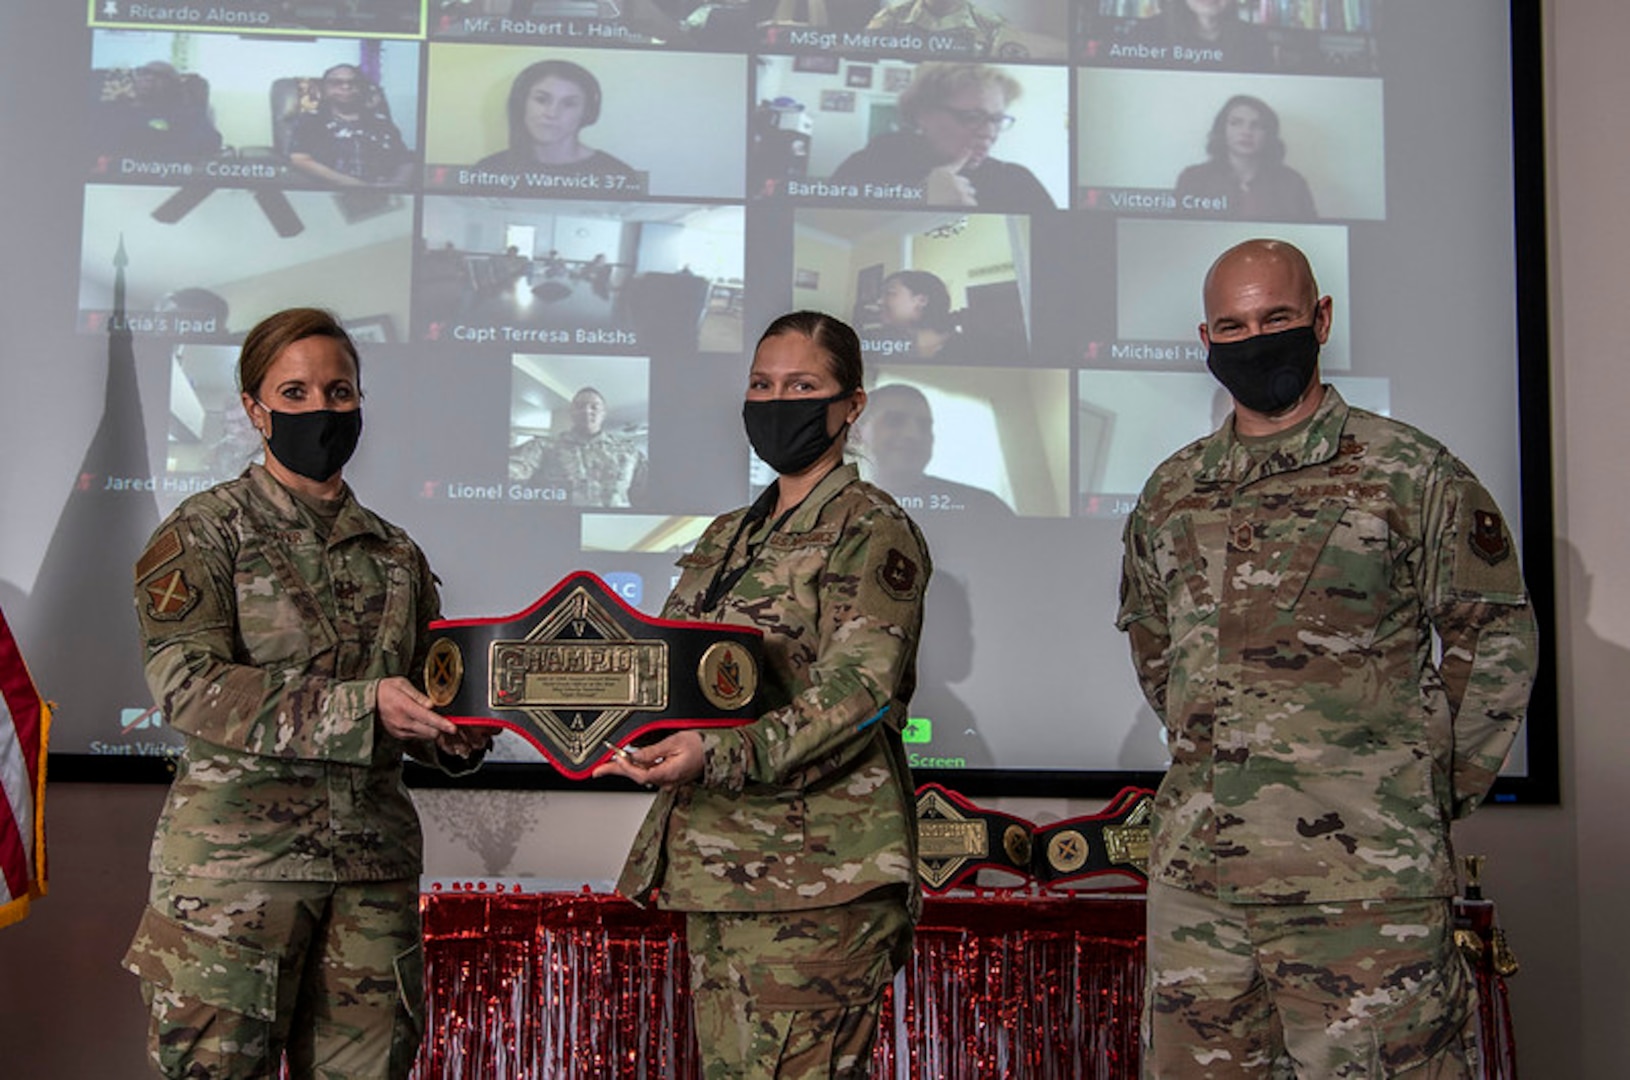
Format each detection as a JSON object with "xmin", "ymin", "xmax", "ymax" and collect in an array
[{"xmin": 0, "ymin": 0, "xmax": 1556, "ymax": 799}]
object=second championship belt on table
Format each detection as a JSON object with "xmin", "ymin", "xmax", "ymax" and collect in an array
[
  {"xmin": 423, "ymin": 571, "xmax": 764, "ymax": 778},
  {"xmin": 914, "ymin": 782, "xmax": 1154, "ymax": 892}
]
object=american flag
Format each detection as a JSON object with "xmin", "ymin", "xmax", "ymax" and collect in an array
[{"xmin": 0, "ymin": 604, "xmax": 48, "ymax": 928}]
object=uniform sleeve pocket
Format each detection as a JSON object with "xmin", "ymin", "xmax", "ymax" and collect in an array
[
  {"xmin": 121, "ymin": 905, "xmax": 279, "ymax": 1022},
  {"xmin": 376, "ymin": 559, "xmax": 416, "ymax": 670}
]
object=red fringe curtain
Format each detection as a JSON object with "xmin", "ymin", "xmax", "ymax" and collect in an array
[{"xmin": 413, "ymin": 887, "xmax": 1515, "ymax": 1079}]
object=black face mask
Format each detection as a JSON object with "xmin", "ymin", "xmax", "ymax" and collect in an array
[
  {"xmin": 742, "ymin": 392, "xmax": 851, "ymax": 476},
  {"xmin": 258, "ymin": 405, "xmax": 363, "ymax": 482},
  {"xmin": 1206, "ymin": 324, "xmax": 1321, "ymax": 417}
]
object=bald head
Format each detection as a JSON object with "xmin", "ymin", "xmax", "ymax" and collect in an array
[
  {"xmin": 1199, "ymin": 238, "xmax": 1330, "ymax": 349},
  {"xmin": 1203, "ymin": 240, "xmax": 1318, "ymax": 319}
]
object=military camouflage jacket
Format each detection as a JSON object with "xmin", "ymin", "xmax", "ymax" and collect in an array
[
  {"xmin": 868, "ymin": 0, "xmax": 1007, "ymax": 53},
  {"xmin": 508, "ymin": 428, "xmax": 648, "ymax": 508},
  {"xmin": 1117, "ymin": 388, "xmax": 1537, "ymax": 904},
  {"xmin": 134, "ymin": 465, "xmax": 464, "ymax": 882},
  {"xmin": 616, "ymin": 463, "xmax": 931, "ymax": 914}
]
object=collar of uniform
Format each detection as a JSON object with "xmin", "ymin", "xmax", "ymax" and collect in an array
[
  {"xmin": 905, "ymin": 0, "xmax": 976, "ymax": 27},
  {"xmin": 1196, "ymin": 385, "xmax": 1350, "ymax": 485},
  {"xmin": 780, "ymin": 461, "xmax": 860, "ymax": 535},
  {"xmin": 244, "ymin": 463, "xmax": 387, "ymax": 545}
]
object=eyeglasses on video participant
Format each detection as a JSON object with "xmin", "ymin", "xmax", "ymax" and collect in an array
[{"xmin": 830, "ymin": 62, "xmax": 1054, "ymax": 210}]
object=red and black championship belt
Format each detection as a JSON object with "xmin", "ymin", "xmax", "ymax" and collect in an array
[
  {"xmin": 423, "ymin": 571, "xmax": 764, "ymax": 779},
  {"xmin": 914, "ymin": 783, "xmax": 1155, "ymax": 893},
  {"xmin": 1032, "ymin": 786, "xmax": 1154, "ymax": 887},
  {"xmin": 915, "ymin": 783, "xmax": 1038, "ymax": 892}
]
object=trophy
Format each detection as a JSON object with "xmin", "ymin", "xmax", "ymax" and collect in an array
[
  {"xmin": 915, "ymin": 783, "xmax": 1154, "ymax": 893},
  {"xmin": 423, "ymin": 571, "xmax": 764, "ymax": 778}
]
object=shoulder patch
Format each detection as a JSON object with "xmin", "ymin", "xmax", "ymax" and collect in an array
[
  {"xmin": 1448, "ymin": 481, "xmax": 1526, "ymax": 601},
  {"xmin": 144, "ymin": 568, "xmax": 200, "ymax": 621},
  {"xmin": 877, "ymin": 547, "xmax": 921, "ymax": 601},
  {"xmin": 135, "ymin": 527, "xmax": 184, "ymax": 581},
  {"xmin": 1469, "ymin": 509, "xmax": 1511, "ymax": 566}
]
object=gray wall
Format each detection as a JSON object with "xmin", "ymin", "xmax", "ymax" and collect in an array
[{"xmin": 3, "ymin": 0, "xmax": 1626, "ymax": 1074}]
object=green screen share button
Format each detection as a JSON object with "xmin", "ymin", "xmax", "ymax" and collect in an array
[{"xmin": 901, "ymin": 717, "xmax": 933, "ymax": 744}]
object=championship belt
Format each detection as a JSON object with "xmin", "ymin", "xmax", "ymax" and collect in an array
[
  {"xmin": 1032, "ymin": 786, "xmax": 1154, "ymax": 886},
  {"xmin": 913, "ymin": 783, "xmax": 1155, "ymax": 893},
  {"xmin": 423, "ymin": 571, "xmax": 764, "ymax": 779},
  {"xmin": 915, "ymin": 783, "xmax": 1037, "ymax": 893}
]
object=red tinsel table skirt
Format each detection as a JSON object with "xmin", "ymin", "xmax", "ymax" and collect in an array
[{"xmin": 412, "ymin": 886, "xmax": 1515, "ymax": 1079}]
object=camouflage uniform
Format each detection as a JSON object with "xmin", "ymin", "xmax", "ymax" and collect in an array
[
  {"xmin": 508, "ymin": 428, "xmax": 648, "ymax": 507},
  {"xmin": 122, "ymin": 464, "xmax": 477, "ymax": 1079},
  {"xmin": 616, "ymin": 463, "xmax": 930, "ymax": 1079},
  {"xmin": 1117, "ymin": 387, "xmax": 1537, "ymax": 1078},
  {"xmin": 866, "ymin": 0, "xmax": 1009, "ymax": 55}
]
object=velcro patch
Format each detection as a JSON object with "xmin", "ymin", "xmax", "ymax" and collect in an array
[
  {"xmin": 1449, "ymin": 482, "xmax": 1526, "ymax": 602},
  {"xmin": 1469, "ymin": 509, "xmax": 1510, "ymax": 566},
  {"xmin": 877, "ymin": 547, "xmax": 921, "ymax": 600},
  {"xmin": 135, "ymin": 527, "xmax": 184, "ymax": 581},
  {"xmin": 145, "ymin": 568, "xmax": 200, "ymax": 621}
]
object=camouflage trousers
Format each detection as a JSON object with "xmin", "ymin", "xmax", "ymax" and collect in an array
[
  {"xmin": 1143, "ymin": 882, "xmax": 1477, "ymax": 1079},
  {"xmin": 684, "ymin": 891, "xmax": 913, "ymax": 1079},
  {"xmin": 122, "ymin": 875, "xmax": 424, "ymax": 1080}
]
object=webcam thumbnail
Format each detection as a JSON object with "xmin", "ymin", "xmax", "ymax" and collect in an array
[
  {"xmin": 792, "ymin": 207, "xmax": 1032, "ymax": 364},
  {"xmin": 88, "ymin": 31, "xmax": 422, "ymax": 191},
  {"xmin": 79, "ymin": 183, "xmax": 414, "ymax": 340},
  {"xmin": 417, "ymin": 197, "xmax": 746, "ymax": 355},
  {"xmin": 1077, "ymin": 0, "xmax": 1379, "ymax": 74},
  {"xmin": 753, "ymin": 56, "xmax": 1068, "ymax": 211},
  {"xmin": 1077, "ymin": 67, "xmax": 1385, "ymax": 222},
  {"xmin": 424, "ymin": 44, "xmax": 747, "ymax": 199}
]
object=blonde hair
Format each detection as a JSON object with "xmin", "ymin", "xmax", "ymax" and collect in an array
[{"xmin": 898, "ymin": 63, "xmax": 1022, "ymax": 126}]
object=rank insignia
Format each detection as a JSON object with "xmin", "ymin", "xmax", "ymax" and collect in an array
[
  {"xmin": 1470, "ymin": 509, "xmax": 1511, "ymax": 566},
  {"xmin": 145, "ymin": 568, "xmax": 199, "ymax": 621},
  {"xmin": 877, "ymin": 547, "xmax": 920, "ymax": 600}
]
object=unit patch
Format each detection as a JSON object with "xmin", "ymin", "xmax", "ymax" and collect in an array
[
  {"xmin": 877, "ymin": 547, "xmax": 920, "ymax": 600},
  {"xmin": 145, "ymin": 568, "xmax": 200, "ymax": 621},
  {"xmin": 134, "ymin": 527, "xmax": 184, "ymax": 581}
]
